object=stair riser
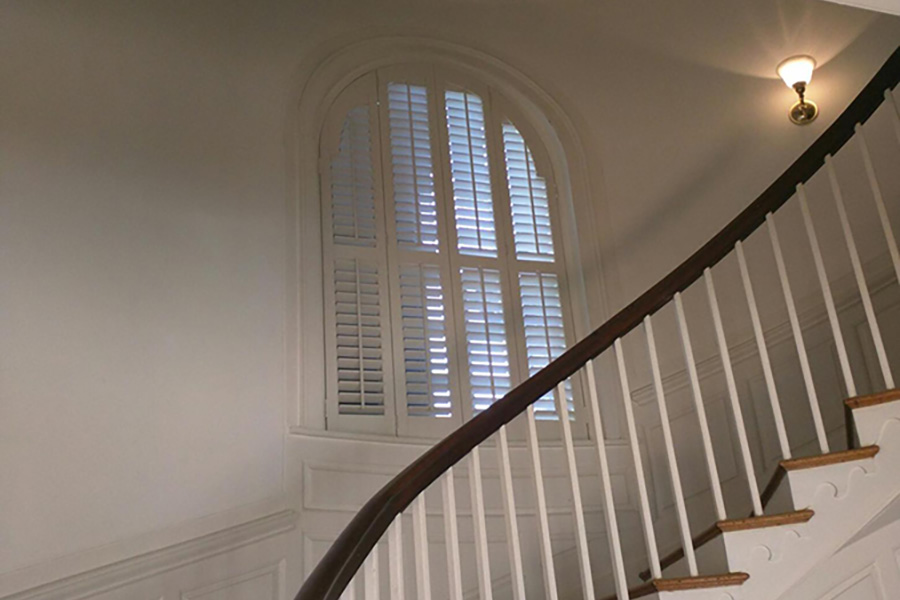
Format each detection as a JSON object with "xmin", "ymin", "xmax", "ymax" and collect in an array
[{"xmin": 852, "ymin": 400, "xmax": 900, "ymax": 447}]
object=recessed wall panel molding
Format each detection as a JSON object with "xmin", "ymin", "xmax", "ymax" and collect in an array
[
  {"xmin": 0, "ymin": 511, "xmax": 295, "ymax": 600},
  {"xmin": 820, "ymin": 566, "xmax": 884, "ymax": 600},
  {"xmin": 180, "ymin": 562, "xmax": 284, "ymax": 600}
]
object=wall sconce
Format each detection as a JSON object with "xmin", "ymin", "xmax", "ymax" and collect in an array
[{"xmin": 777, "ymin": 55, "xmax": 818, "ymax": 125}]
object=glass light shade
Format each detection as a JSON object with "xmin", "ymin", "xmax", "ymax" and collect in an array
[{"xmin": 777, "ymin": 55, "xmax": 816, "ymax": 89}]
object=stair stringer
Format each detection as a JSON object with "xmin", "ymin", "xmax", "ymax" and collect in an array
[{"xmin": 715, "ymin": 407, "xmax": 900, "ymax": 600}]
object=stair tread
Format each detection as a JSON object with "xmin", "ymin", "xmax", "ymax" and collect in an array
[
  {"xmin": 780, "ymin": 446, "xmax": 879, "ymax": 471},
  {"xmin": 846, "ymin": 388, "xmax": 900, "ymax": 409},
  {"xmin": 628, "ymin": 573, "xmax": 750, "ymax": 598},
  {"xmin": 717, "ymin": 509, "xmax": 814, "ymax": 532}
]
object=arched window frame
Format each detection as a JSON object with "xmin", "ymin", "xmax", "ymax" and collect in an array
[{"xmin": 288, "ymin": 39, "xmax": 621, "ymax": 441}]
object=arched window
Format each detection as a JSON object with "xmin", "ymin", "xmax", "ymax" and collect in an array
[{"xmin": 319, "ymin": 65, "xmax": 581, "ymax": 437}]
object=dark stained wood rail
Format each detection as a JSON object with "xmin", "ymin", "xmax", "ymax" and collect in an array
[{"xmin": 295, "ymin": 45, "xmax": 900, "ymax": 600}]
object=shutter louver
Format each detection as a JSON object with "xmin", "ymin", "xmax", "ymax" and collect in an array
[
  {"xmin": 331, "ymin": 106, "xmax": 377, "ymax": 247},
  {"xmin": 388, "ymin": 83, "xmax": 440, "ymax": 253},
  {"xmin": 399, "ymin": 264, "xmax": 453, "ymax": 418},
  {"xmin": 334, "ymin": 258, "xmax": 385, "ymax": 415},
  {"xmin": 502, "ymin": 123, "xmax": 555, "ymax": 262},
  {"xmin": 518, "ymin": 271, "xmax": 572, "ymax": 418},
  {"xmin": 444, "ymin": 91, "xmax": 498, "ymax": 258},
  {"xmin": 460, "ymin": 267, "xmax": 511, "ymax": 413}
]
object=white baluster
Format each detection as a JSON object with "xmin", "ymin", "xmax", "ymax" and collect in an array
[
  {"xmin": 886, "ymin": 89, "xmax": 900, "ymax": 147},
  {"xmin": 584, "ymin": 363, "xmax": 630, "ymax": 599},
  {"xmin": 526, "ymin": 404, "xmax": 559, "ymax": 600},
  {"xmin": 554, "ymin": 381, "xmax": 596, "ymax": 599},
  {"xmin": 705, "ymin": 269, "xmax": 764, "ymax": 515},
  {"xmin": 857, "ymin": 124, "xmax": 900, "ymax": 289},
  {"xmin": 674, "ymin": 293, "xmax": 727, "ymax": 521},
  {"xmin": 468, "ymin": 447, "xmax": 493, "ymax": 600},
  {"xmin": 736, "ymin": 241, "xmax": 791, "ymax": 459},
  {"xmin": 644, "ymin": 316, "xmax": 698, "ymax": 576},
  {"xmin": 412, "ymin": 494, "xmax": 432, "ymax": 600},
  {"xmin": 340, "ymin": 576, "xmax": 356, "ymax": 600},
  {"xmin": 365, "ymin": 546, "xmax": 379, "ymax": 600},
  {"xmin": 442, "ymin": 468, "xmax": 464, "ymax": 600},
  {"xmin": 496, "ymin": 426, "xmax": 527, "ymax": 600},
  {"xmin": 798, "ymin": 184, "xmax": 856, "ymax": 397},
  {"xmin": 827, "ymin": 156, "xmax": 895, "ymax": 389},
  {"xmin": 388, "ymin": 516, "xmax": 405, "ymax": 600},
  {"xmin": 614, "ymin": 338, "xmax": 661, "ymax": 579},
  {"xmin": 767, "ymin": 213, "xmax": 830, "ymax": 453}
]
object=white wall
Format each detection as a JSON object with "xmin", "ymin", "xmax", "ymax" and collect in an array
[{"xmin": 1, "ymin": 1, "xmax": 900, "ymax": 599}]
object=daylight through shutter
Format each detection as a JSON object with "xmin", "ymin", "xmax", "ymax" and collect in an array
[
  {"xmin": 388, "ymin": 83, "xmax": 440, "ymax": 253},
  {"xmin": 444, "ymin": 91, "xmax": 498, "ymax": 258},
  {"xmin": 322, "ymin": 70, "xmax": 578, "ymax": 434},
  {"xmin": 460, "ymin": 267, "xmax": 511, "ymax": 413},
  {"xmin": 518, "ymin": 271, "xmax": 573, "ymax": 418},
  {"xmin": 399, "ymin": 264, "xmax": 452, "ymax": 418},
  {"xmin": 502, "ymin": 123, "xmax": 555, "ymax": 262}
]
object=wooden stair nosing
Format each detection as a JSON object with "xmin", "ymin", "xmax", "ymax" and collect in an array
[
  {"xmin": 626, "ymin": 573, "xmax": 750, "ymax": 599},
  {"xmin": 845, "ymin": 388, "xmax": 900, "ymax": 409},
  {"xmin": 780, "ymin": 445, "xmax": 879, "ymax": 471},
  {"xmin": 717, "ymin": 508, "xmax": 814, "ymax": 532}
]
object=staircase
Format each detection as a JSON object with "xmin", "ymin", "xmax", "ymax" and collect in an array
[
  {"xmin": 613, "ymin": 390, "xmax": 900, "ymax": 599},
  {"xmin": 296, "ymin": 47, "xmax": 900, "ymax": 600}
]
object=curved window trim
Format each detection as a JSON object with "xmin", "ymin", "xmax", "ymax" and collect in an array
[{"xmin": 287, "ymin": 37, "xmax": 620, "ymax": 439}]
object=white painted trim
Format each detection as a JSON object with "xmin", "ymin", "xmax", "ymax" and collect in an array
[
  {"xmin": 1, "ymin": 510, "xmax": 296, "ymax": 600},
  {"xmin": 288, "ymin": 424, "xmax": 629, "ymax": 449}
]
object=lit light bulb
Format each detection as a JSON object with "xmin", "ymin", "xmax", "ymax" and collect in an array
[
  {"xmin": 777, "ymin": 55, "xmax": 816, "ymax": 89},
  {"xmin": 777, "ymin": 55, "xmax": 818, "ymax": 125}
]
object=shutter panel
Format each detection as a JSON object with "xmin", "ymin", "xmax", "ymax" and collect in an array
[
  {"xmin": 460, "ymin": 267, "xmax": 511, "ymax": 413},
  {"xmin": 444, "ymin": 91, "xmax": 498, "ymax": 258},
  {"xmin": 331, "ymin": 106, "xmax": 378, "ymax": 247},
  {"xmin": 387, "ymin": 83, "xmax": 440, "ymax": 253},
  {"xmin": 399, "ymin": 264, "xmax": 453, "ymax": 418},
  {"xmin": 334, "ymin": 258, "xmax": 386, "ymax": 415},
  {"xmin": 502, "ymin": 123, "xmax": 555, "ymax": 262},
  {"xmin": 518, "ymin": 271, "xmax": 572, "ymax": 418}
]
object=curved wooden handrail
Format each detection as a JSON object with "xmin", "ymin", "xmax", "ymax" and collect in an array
[{"xmin": 296, "ymin": 45, "xmax": 900, "ymax": 600}]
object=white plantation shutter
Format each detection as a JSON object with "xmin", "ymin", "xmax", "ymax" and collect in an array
[
  {"xmin": 502, "ymin": 123, "xmax": 555, "ymax": 262},
  {"xmin": 518, "ymin": 272, "xmax": 573, "ymax": 418},
  {"xmin": 387, "ymin": 83, "xmax": 440, "ymax": 253},
  {"xmin": 444, "ymin": 91, "xmax": 498, "ymax": 258},
  {"xmin": 321, "ymin": 68, "xmax": 581, "ymax": 436},
  {"xmin": 323, "ymin": 84, "xmax": 396, "ymax": 432},
  {"xmin": 331, "ymin": 106, "xmax": 378, "ymax": 247},
  {"xmin": 333, "ymin": 258, "xmax": 386, "ymax": 415},
  {"xmin": 399, "ymin": 264, "xmax": 453, "ymax": 418},
  {"xmin": 460, "ymin": 267, "xmax": 512, "ymax": 413}
]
